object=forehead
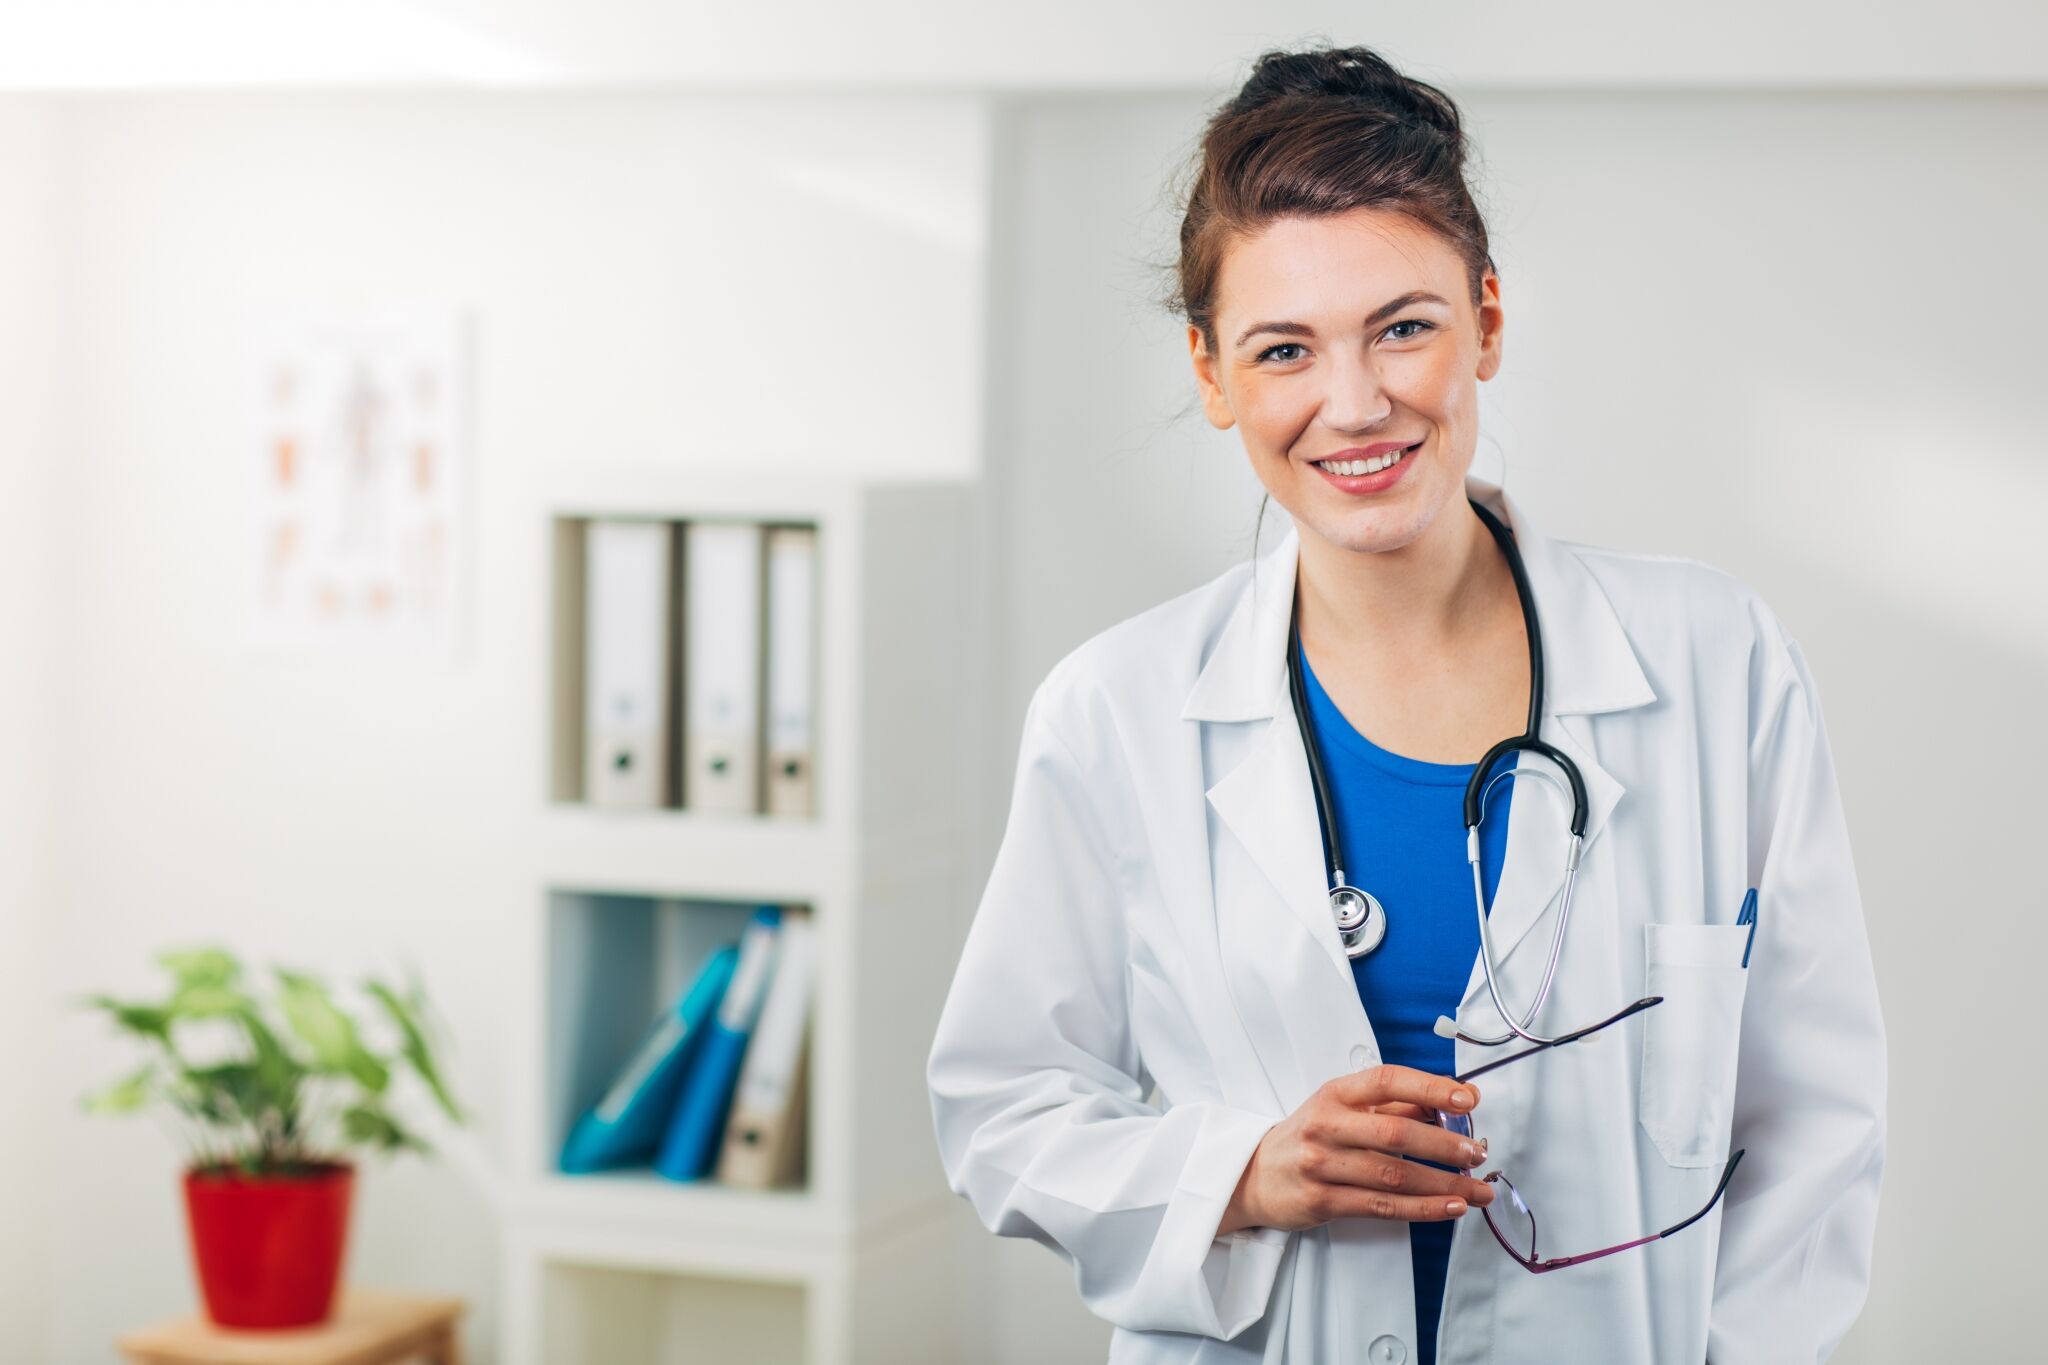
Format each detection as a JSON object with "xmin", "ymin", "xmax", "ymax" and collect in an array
[{"xmin": 1215, "ymin": 209, "xmax": 1460, "ymax": 326}]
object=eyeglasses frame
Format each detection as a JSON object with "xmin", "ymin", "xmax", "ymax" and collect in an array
[{"xmin": 1432, "ymin": 994, "xmax": 1746, "ymax": 1273}]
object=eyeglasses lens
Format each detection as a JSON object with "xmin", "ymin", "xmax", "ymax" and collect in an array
[{"xmin": 1485, "ymin": 1172, "xmax": 1536, "ymax": 1260}]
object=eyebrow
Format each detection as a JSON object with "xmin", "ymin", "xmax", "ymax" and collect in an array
[{"xmin": 1233, "ymin": 290, "xmax": 1452, "ymax": 350}]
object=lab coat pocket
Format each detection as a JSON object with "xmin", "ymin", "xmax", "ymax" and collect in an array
[{"xmin": 1637, "ymin": 923, "xmax": 1752, "ymax": 1168}]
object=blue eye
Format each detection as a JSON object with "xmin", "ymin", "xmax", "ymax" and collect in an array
[{"xmin": 1254, "ymin": 319, "xmax": 1434, "ymax": 364}]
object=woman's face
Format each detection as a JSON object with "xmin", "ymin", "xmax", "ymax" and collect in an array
[{"xmin": 1189, "ymin": 207, "xmax": 1503, "ymax": 557}]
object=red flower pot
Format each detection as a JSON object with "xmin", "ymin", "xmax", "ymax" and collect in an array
[{"xmin": 181, "ymin": 1161, "xmax": 354, "ymax": 1328}]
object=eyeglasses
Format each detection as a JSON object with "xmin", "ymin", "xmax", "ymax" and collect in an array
[{"xmin": 1433, "ymin": 996, "xmax": 1745, "ymax": 1273}]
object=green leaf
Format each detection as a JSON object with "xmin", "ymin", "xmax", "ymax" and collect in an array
[
  {"xmin": 167, "ymin": 983, "xmax": 247, "ymax": 1020},
  {"xmin": 365, "ymin": 979, "xmax": 462, "ymax": 1123},
  {"xmin": 157, "ymin": 948, "xmax": 240, "ymax": 991},
  {"xmin": 184, "ymin": 1062, "xmax": 274, "ymax": 1127},
  {"xmin": 340, "ymin": 1104, "xmax": 428, "ymax": 1154},
  {"xmin": 277, "ymin": 969, "xmax": 389, "ymax": 1093},
  {"xmin": 82, "ymin": 1062, "xmax": 159, "ymax": 1115},
  {"xmin": 83, "ymin": 994, "xmax": 173, "ymax": 1040},
  {"xmin": 233, "ymin": 1005, "xmax": 305, "ymax": 1100}
]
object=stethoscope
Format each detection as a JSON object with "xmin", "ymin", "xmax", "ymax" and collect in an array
[{"xmin": 1286, "ymin": 497, "xmax": 1589, "ymax": 1047}]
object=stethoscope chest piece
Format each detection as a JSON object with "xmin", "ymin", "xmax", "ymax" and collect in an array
[{"xmin": 1330, "ymin": 884, "xmax": 1387, "ymax": 958}]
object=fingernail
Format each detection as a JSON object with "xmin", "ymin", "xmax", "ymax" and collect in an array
[
  {"xmin": 1446, "ymin": 1199, "xmax": 1466, "ymax": 1215},
  {"xmin": 1464, "ymin": 1143, "xmax": 1485, "ymax": 1165},
  {"xmin": 1451, "ymin": 1089, "xmax": 1474, "ymax": 1108}
]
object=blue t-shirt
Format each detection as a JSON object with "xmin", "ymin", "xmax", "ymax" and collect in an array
[{"xmin": 1296, "ymin": 638, "xmax": 1514, "ymax": 1365}]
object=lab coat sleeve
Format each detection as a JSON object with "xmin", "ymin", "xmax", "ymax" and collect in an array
[
  {"xmin": 1709, "ymin": 632, "xmax": 1888, "ymax": 1363},
  {"xmin": 927, "ymin": 678, "xmax": 1289, "ymax": 1340}
]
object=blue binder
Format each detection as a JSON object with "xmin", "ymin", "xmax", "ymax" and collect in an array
[
  {"xmin": 560, "ymin": 946, "xmax": 738, "ymax": 1174},
  {"xmin": 655, "ymin": 906, "xmax": 783, "ymax": 1182}
]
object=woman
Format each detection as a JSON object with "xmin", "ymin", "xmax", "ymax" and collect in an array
[{"xmin": 927, "ymin": 44, "xmax": 1885, "ymax": 1365}]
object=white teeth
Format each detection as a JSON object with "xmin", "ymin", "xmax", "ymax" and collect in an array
[{"xmin": 1318, "ymin": 445, "xmax": 1411, "ymax": 477}]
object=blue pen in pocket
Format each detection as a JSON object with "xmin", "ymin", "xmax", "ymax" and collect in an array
[{"xmin": 1736, "ymin": 887, "xmax": 1758, "ymax": 968}]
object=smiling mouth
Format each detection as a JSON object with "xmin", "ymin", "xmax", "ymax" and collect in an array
[{"xmin": 1312, "ymin": 441, "xmax": 1421, "ymax": 476}]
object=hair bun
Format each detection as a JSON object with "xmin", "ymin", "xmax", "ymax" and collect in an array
[{"xmin": 1238, "ymin": 45, "xmax": 1462, "ymax": 139}]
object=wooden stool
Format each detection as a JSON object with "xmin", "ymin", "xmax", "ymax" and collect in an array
[{"xmin": 117, "ymin": 1289, "xmax": 464, "ymax": 1365}]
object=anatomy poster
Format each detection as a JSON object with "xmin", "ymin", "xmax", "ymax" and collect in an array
[{"xmin": 251, "ymin": 306, "xmax": 469, "ymax": 656}]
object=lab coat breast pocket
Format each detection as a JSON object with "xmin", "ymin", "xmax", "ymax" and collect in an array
[{"xmin": 1637, "ymin": 922, "xmax": 1752, "ymax": 1168}]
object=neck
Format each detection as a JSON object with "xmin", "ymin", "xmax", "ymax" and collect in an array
[{"xmin": 1294, "ymin": 498, "xmax": 1507, "ymax": 659}]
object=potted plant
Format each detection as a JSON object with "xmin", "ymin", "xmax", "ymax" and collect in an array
[{"xmin": 80, "ymin": 946, "xmax": 465, "ymax": 1329}]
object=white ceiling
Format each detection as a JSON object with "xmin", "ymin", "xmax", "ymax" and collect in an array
[{"xmin": 1, "ymin": 0, "xmax": 2042, "ymax": 90}]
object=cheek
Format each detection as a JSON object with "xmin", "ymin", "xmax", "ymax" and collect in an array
[
  {"xmin": 1400, "ymin": 349, "xmax": 1471, "ymax": 422},
  {"xmin": 1236, "ymin": 379, "xmax": 1311, "ymax": 451}
]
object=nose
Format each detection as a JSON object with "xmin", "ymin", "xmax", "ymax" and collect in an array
[{"xmin": 1318, "ymin": 347, "xmax": 1393, "ymax": 434}]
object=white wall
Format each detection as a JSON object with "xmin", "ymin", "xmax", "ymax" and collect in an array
[
  {"xmin": 967, "ymin": 87, "xmax": 2046, "ymax": 1363},
  {"xmin": 0, "ymin": 94, "xmax": 55, "ymax": 1361},
  {"xmin": 28, "ymin": 90, "xmax": 985, "ymax": 1364},
  {"xmin": 6, "ymin": 0, "xmax": 2047, "ymax": 88},
  {"xmin": 9, "ymin": 73, "xmax": 2041, "ymax": 1365}
]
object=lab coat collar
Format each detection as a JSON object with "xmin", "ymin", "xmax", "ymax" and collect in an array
[
  {"xmin": 1178, "ymin": 474, "xmax": 1654, "ymax": 724},
  {"xmin": 1182, "ymin": 474, "xmax": 1658, "ymax": 1031}
]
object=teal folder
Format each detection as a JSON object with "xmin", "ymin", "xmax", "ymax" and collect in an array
[{"xmin": 560, "ymin": 946, "xmax": 738, "ymax": 1174}]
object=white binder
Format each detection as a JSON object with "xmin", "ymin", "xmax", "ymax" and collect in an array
[
  {"xmin": 682, "ymin": 521, "xmax": 765, "ymax": 814},
  {"xmin": 583, "ymin": 519, "xmax": 673, "ymax": 808},
  {"xmin": 763, "ymin": 526, "xmax": 819, "ymax": 818},
  {"xmin": 716, "ymin": 907, "xmax": 815, "ymax": 1189}
]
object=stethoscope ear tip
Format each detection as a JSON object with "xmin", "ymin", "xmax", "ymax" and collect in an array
[{"xmin": 1433, "ymin": 1015, "xmax": 1461, "ymax": 1040}]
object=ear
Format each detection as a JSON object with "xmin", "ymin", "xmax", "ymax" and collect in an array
[
  {"xmin": 1474, "ymin": 271, "xmax": 1504, "ymax": 382},
  {"xmin": 1188, "ymin": 324, "xmax": 1236, "ymax": 430}
]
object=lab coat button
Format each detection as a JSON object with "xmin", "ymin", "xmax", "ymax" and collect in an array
[
  {"xmin": 1349, "ymin": 1044, "xmax": 1371, "ymax": 1068},
  {"xmin": 1369, "ymin": 1336, "xmax": 1406, "ymax": 1363}
]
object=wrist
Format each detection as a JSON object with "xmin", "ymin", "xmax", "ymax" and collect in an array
[{"xmin": 1216, "ymin": 1148, "xmax": 1262, "ymax": 1238}]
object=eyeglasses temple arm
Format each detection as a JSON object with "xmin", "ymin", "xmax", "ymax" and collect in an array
[
  {"xmin": 1523, "ymin": 1149, "xmax": 1746, "ymax": 1274},
  {"xmin": 1453, "ymin": 995, "xmax": 1663, "ymax": 1084}
]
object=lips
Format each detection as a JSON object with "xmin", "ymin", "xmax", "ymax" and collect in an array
[
  {"xmin": 1310, "ymin": 444, "xmax": 1425, "ymax": 480},
  {"xmin": 1310, "ymin": 439, "xmax": 1421, "ymax": 492}
]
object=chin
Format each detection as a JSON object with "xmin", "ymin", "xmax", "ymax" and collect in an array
[
  {"xmin": 1298, "ymin": 507, "xmax": 1427, "ymax": 557},
  {"xmin": 1296, "ymin": 481, "xmax": 1439, "ymax": 555}
]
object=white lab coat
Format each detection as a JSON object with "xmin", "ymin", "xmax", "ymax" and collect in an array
[{"xmin": 927, "ymin": 474, "xmax": 1886, "ymax": 1365}]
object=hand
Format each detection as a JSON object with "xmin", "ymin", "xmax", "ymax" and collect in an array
[{"xmin": 1217, "ymin": 1065, "xmax": 1494, "ymax": 1236}]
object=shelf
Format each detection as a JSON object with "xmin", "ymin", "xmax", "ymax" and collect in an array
[
  {"xmin": 501, "ymin": 1199, "xmax": 963, "ymax": 1365},
  {"xmin": 504, "ymin": 475, "xmax": 983, "ymax": 1365},
  {"xmin": 508, "ymin": 1170, "xmax": 955, "ymax": 1252},
  {"xmin": 536, "ymin": 1257, "xmax": 809, "ymax": 1363},
  {"xmin": 533, "ymin": 805, "xmax": 841, "ymax": 902},
  {"xmin": 509, "ymin": 1170, "xmax": 832, "ymax": 1245}
]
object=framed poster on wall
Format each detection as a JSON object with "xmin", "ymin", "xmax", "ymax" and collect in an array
[{"xmin": 250, "ymin": 304, "xmax": 470, "ymax": 658}]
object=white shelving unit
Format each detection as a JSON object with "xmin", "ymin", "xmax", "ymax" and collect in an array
[{"xmin": 500, "ymin": 467, "xmax": 981, "ymax": 1365}]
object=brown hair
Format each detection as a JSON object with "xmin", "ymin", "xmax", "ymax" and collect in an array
[
  {"xmin": 1157, "ymin": 43, "xmax": 1498, "ymax": 565},
  {"xmin": 1165, "ymin": 43, "xmax": 1496, "ymax": 359}
]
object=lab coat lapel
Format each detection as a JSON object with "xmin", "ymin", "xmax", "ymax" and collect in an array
[
  {"xmin": 1454, "ymin": 709, "xmax": 1624, "ymax": 1016},
  {"xmin": 1453, "ymin": 477, "xmax": 1653, "ymax": 1020},
  {"xmin": 1186, "ymin": 522, "xmax": 1366, "ymax": 1101},
  {"xmin": 1204, "ymin": 672, "xmax": 1359, "ymax": 988}
]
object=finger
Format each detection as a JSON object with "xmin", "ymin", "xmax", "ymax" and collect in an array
[
  {"xmin": 1316, "ymin": 1182, "xmax": 1482, "ymax": 1223},
  {"xmin": 1368, "ymin": 1102, "xmax": 1487, "ymax": 1165},
  {"xmin": 1336, "ymin": 1064, "xmax": 1481, "ymax": 1118},
  {"xmin": 1337, "ymin": 1106, "xmax": 1490, "ymax": 1171},
  {"xmin": 1371, "ymin": 1101, "xmax": 1436, "ymax": 1123},
  {"xmin": 1315, "ymin": 1149, "xmax": 1496, "ymax": 1207}
]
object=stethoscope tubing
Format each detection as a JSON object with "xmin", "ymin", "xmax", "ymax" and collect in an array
[{"xmin": 1288, "ymin": 496, "xmax": 1590, "ymax": 1047}]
